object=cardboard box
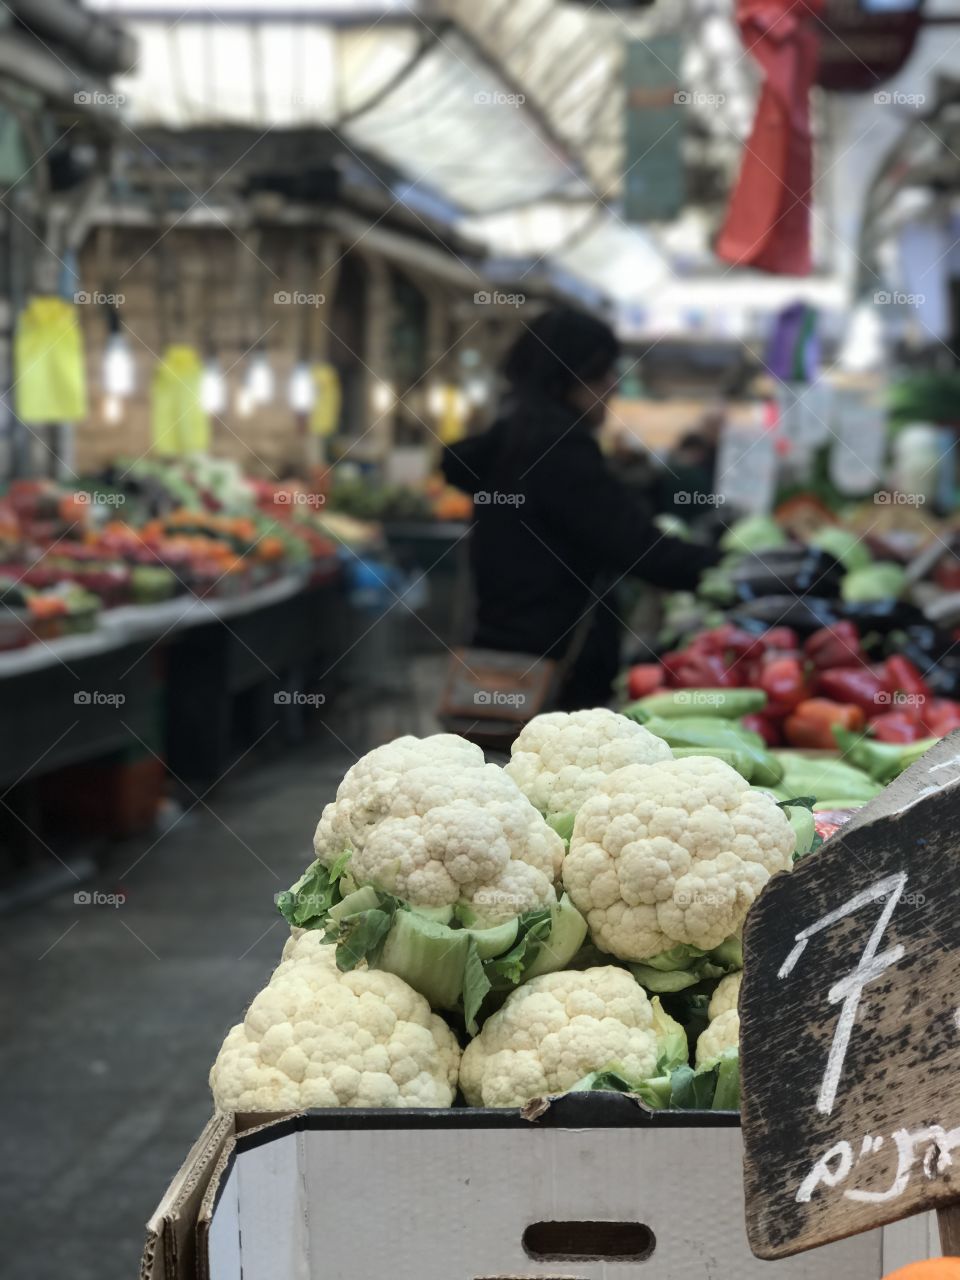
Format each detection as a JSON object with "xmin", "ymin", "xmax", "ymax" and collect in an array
[
  {"xmin": 142, "ymin": 1097, "xmax": 937, "ymax": 1279},
  {"xmin": 141, "ymin": 1112, "xmax": 232, "ymax": 1280}
]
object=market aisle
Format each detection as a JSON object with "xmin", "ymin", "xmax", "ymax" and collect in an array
[{"xmin": 0, "ymin": 650, "xmax": 445, "ymax": 1280}]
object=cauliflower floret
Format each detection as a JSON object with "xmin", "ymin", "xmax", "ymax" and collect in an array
[
  {"xmin": 708, "ymin": 971, "xmax": 742, "ymax": 1020},
  {"xmin": 459, "ymin": 966, "xmax": 661, "ymax": 1107},
  {"xmin": 311, "ymin": 734, "xmax": 564, "ymax": 924},
  {"xmin": 210, "ymin": 931, "xmax": 461, "ymax": 1111},
  {"xmin": 505, "ymin": 709, "xmax": 672, "ymax": 816},
  {"xmin": 563, "ymin": 756, "xmax": 794, "ymax": 962},
  {"xmin": 313, "ymin": 734, "xmax": 482, "ymax": 859},
  {"xmin": 696, "ymin": 1008, "xmax": 740, "ymax": 1069}
]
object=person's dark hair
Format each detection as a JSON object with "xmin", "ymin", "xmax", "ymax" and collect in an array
[{"xmin": 503, "ymin": 307, "xmax": 620, "ymax": 402}]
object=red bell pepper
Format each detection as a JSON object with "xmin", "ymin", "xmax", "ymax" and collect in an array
[
  {"xmin": 868, "ymin": 711, "xmax": 925, "ymax": 744},
  {"xmin": 764, "ymin": 626, "xmax": 800, "ymax": 652},
  {"xmin": 883, "ymin": 655, "xmax": 931, "ymax": 703},
  {"xmin": 815, "ymin": 667, "xmax": 886, "ymax": 715},
  {"xmin": 921, "ymin": 698, "xmax": 960, "ymax": 738},
  {"xmin": 741, "ymin": 712, "xmax": 783, "ymax": 747},
  {"xmin": 784, "ymin": 698, "xmax": 865, "ymax": 750},
  {"xmin": 804, "ymin": 622, "xmax": 863, "ymax": 669},
  {"xmin": 814, "ymin": 811, "xmax": 856, "ymax": 843},
  {"xmin": 625, "ymin": 664, "xmax": 665, "ymax": 700},
  {"xmin": 758, "ymin": 655, "xmax": 807, "ymax": 711},
  {"xmin": 661, "ymin": 649, "xmax": 738, "ymax": 688}
]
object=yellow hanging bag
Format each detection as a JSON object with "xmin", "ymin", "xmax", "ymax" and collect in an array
[
  {"xmin": 15, "ymin": 296, "xmax": 88, "ymax": 423},
  {"xmin": 438, "ymin": 384, "xmax": 466, "ymax": 445},
  {"xmin": 310, "ymin": 363, "xmax": 341, "ymax": 437},
  {"xmin": 151, "ymin": 344, "xmax": 210, "ymax": 455}
]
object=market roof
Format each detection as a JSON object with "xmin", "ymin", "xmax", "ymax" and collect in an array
[{"xmin": 81, "ymin": 0, "xmax": 772, "ymax": 317}]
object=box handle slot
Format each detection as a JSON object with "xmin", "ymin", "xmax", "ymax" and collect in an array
[{"xmin": 522, "ymin": 1221, "xmax": 656, "ymax": 1262}]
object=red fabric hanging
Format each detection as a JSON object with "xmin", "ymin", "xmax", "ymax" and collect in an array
[{"xmin": 716, "ymin": 0, "xmax": 825, "ymax": 275}]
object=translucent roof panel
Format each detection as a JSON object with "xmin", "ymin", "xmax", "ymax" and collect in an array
[
  {"xmin": 462, "ymin": 200, "xmax": 668, "ymax": 305},
  {"xmin": 99, "ymin": 11, "xmax": 589, "ymax": 211},
  {"xmin": 107, "ymin": 18, "xmax": 421, "ymax": 128},
  {"xmin": 347, "ymin": 28, "xmax": 590, "ymax": 212}
]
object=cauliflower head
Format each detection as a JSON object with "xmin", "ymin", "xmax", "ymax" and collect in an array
[
  {"xmin": 313, "ymin": 734, "xmax": 564, "ymax": 924},
  {"xmin": 563, "ymin": 755, "xmax": 794, "ymax": 962},
  {"xmin": 209, "ymin": 931, "xmax": 461, "ymax": 1111},
  {"xmin": 459, "ymin": 966, "xmax": 661, "ymax": 1107},
  {"xmin": 505, "ymin": 709, "xmax": 672, "ymax": 816},
  {"xmin": 696, "ymin": 1007, "xmax": 740, "ymax": 1069},
  {"xmin": 708, "ymin": 971, "xmax": 742, "ymax": 1021}
]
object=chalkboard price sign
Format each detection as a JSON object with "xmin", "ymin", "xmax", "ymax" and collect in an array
[{"xmin": 741, "ymin": 734, "xmax": 960, "ymax": 1259}]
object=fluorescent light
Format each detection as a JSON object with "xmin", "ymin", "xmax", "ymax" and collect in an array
[
  {"xmin": 246, "ymin": 351, "xmax": 274, "ymax": 405},
  {"xmin": 371, "ymin": 381, "xmax": 395, "ymax": 413},
  {"xmin": 103, "ymin": 334, "xmax": 135, "ymax": 397},
  {"xmin": 289, "ymin": 362, "xmax": 315, "ymax": 413},
  {"xmin": 235, "ymin": 385, "xmax": 255, "ymax": 417},
  {"xmin": 427, "ymin": 384, "xmax": 446, "ymax": 416},
  {"xmin": 200, "ymin": 360, "xmax": 227, "ymax": 413}
]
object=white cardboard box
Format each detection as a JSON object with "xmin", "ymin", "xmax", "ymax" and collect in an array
[{"xmin": 143, "ymin": 1097, "xmax": 937, "ymax": 1280}]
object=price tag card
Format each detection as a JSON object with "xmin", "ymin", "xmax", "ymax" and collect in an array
[
  {"xmin": 715, "ymin": 413, "xmax": 778, "ymax": 514},
  {"xmin": 779, "ymin": 383, "xmax": 832, "ymax": 453},
  {"xmin": 829, "ymin": 388, "xmax": 887, "ymax": 495},
  {"xmin": 741, "ymin": 734, "xmax": 960, "ymax": 1258}
]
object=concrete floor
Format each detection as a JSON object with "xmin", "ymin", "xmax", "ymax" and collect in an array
[{"xmin": 0, "ymin": 647, "xmax": 442, "ymax": 1280}]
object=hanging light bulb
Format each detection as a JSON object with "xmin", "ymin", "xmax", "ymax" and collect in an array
[
  {"xmin": 245, "ymin": 350, "xmax": 274, "ymax": 405},
  {"xmin": 289, "ymin": 361, "xmax": 316, "ymax": 413},
  {"xmin": 465, "ymin": 375, "xmax": 489, "ymax": 406},
  {"xmin": 371, "ymin": 380, "xmax": 395, "ymax": 414},
  {"xmin": 103, "ymin": 393, "xmax": 123, "ymax": 424},
  {"xmin": 103, "ymin": 333, "xmax": 135, "ymax": 397},
  {"xmin": 235, "ymin": 384, "xmax": 255, "ymax": 418},
  {"xmin": 427, "ymin": 383, "xmax": 446, "ymax": 417},
  {"xmin": 200, "ymin": 359, "xmax": 227, "ymax": 414},
  {"xmin": 839, "ymin": 302, "xmax": 885, "ymax": 373}
]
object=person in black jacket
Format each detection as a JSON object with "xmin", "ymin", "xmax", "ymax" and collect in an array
[{"xmin": 441, "ymin": 308, "xmax": 718, "ymax": 708}]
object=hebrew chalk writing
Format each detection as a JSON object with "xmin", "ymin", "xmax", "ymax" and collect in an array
[
  {"xmin": 778, "ymin": 872, "xmax": 908, "ymax": 1115},
  {"xmin": 797, "ymin": 1124, "xmax": 960, "ymax": 1205}
]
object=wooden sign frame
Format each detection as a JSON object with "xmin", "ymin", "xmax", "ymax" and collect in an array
[{"xmin": 741, "ymin": 733, "xmax": 960, "ymax": 1259}]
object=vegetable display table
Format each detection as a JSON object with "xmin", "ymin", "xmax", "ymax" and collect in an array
[
  {"xmin": 162, "ymin": 571, "xmax": 346, "ymax": 782},
  {"xmin": 0, "ymin": 568, "xmax": 346, "ymax": 897},
  {"xmin": 381, "ymin": 520, "xmax": 469, "ymax": 650}
]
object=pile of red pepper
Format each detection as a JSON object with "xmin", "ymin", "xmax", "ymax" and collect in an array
[{"xmin": 624, "ymin": 622, "xmax": 960, "ymax": 750}]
